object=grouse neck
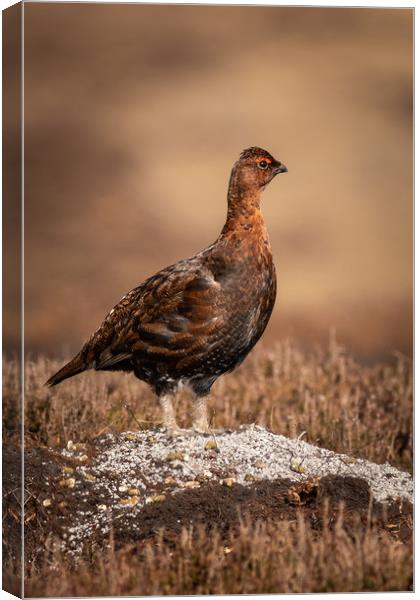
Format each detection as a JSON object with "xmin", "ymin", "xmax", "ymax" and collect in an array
[{"xmin": 221, "ymin": 167, "xmax": 265, "ymax": 237}]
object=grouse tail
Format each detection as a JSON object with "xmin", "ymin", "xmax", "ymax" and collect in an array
[{"xmin": 45, "ymin": 352, "xmax": 87, "ymax": 387}]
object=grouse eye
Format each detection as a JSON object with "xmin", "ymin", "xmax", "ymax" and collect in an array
[{"xmin": 258, "ymin": 160, "xmax": 268, "ymax": 170}]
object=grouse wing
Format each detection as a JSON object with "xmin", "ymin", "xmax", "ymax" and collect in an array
[{"xmin": 86, "ymin": 264, "xmax": 225, "ymax": 372}]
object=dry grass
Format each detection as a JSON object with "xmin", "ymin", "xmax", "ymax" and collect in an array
[
  {"xmin": 24, "ymin": 514, "xmax": 412, "ymax": 596},
  {"xmin": 2, "ymin": 335, "xmax": 413, "ymax": 595}
]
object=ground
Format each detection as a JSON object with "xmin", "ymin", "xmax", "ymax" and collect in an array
[{"xmin": 2, "ymin": 337, "xmax": 413, "ymax": 595}]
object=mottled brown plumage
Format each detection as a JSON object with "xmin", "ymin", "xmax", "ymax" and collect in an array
[{"xmin": 47, "ymin": 147, "xmax": 288, "ymax": 434}]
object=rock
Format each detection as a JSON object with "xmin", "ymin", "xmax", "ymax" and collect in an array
[
  {"xmin": 204, "ymin": 439, "xmax": 218, "ymax": 450},
  {"xmin": 59, "ymin": 478, "xmax": 75, "ymax": 488}
]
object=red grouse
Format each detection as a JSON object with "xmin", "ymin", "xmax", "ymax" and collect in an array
[{"xmin": 47, "ymin": 147, "xmax": 288, "ymax": 434}]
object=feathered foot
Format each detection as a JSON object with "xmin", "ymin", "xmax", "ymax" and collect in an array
[
  {"xmin": 192, "ymin": 396, "xmax": 225, "ymax": 434},
  {"xmin": 159, "ymin": 395, "xmax": 193, "ymax": 437}
]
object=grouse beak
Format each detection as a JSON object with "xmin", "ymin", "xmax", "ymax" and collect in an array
[{"xmin": 273, "ymin": 162, "xmax": 288, "ymax": 174}]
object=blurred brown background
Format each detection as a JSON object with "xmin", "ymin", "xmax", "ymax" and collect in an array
[{"xmin": 7, "ymin": 4, "xmax": 413, "ymax": 360}]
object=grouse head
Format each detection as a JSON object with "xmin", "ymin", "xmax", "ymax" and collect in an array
[{"xmin": 233, "ymin": 147, "xmax": 288, "ymax": 192}]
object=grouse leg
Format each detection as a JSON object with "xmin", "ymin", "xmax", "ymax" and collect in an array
[
  {"xmin": 192, "ymin": 395, "xmax": 210, "ymax": 433},
  {"xmin": 192, "ymin": 395, "xmax": 226, "ymax": 434},
  {"xmin": 159, "ymin": 395, "xmax": 185, "ymax": 436}
]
